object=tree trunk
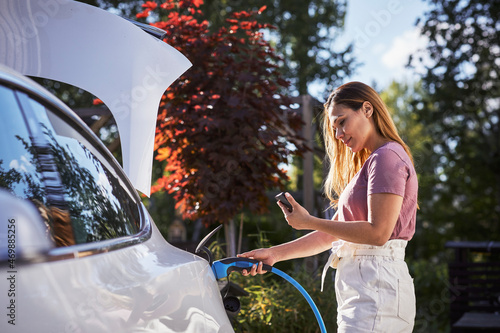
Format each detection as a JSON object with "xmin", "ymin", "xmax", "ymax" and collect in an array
[{"xmin": 224, "ymin": 219, "xmax": 236, "ymax": 257}]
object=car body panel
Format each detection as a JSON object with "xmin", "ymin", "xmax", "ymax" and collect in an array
[{"xmin": 0, "ymin": 216, "xmax": 232, "ymax": 332}]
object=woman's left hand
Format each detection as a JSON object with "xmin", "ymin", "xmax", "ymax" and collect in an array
[{"xmin": 278, "ymin": 193, "xmax": 313, "ymax": 230}]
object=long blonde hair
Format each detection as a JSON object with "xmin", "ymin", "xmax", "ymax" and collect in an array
[{"xmin": 322, "ymin": 82, "xmax": 414, "ymax": 206}]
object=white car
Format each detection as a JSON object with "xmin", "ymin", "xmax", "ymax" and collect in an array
[
  {"xmin": 0, "ymin": 0, "xmax": 233, "ymax": 332},
  {"xmin": 0, "ymin": 61, "xmax": 233, "ymax": 333}
]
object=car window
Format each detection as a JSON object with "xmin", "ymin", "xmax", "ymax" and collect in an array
[
  {"xmin": 0, "ymin": 82, "xmax": 141, "ymax": 247},
  {"xmin": 0, "ymin": 84, "xmax": 49, "ymax": 212},
  {"xmin": 23, "ymin": 95, "xmax": 141, "ymax": 245}
]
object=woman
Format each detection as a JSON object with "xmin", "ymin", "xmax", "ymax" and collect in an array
[{"xmin": 238, "ymin": 82, "xmax": 418, "ymax": 332}]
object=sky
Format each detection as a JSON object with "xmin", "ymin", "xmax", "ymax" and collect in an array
[{"xmin": 331, "ymin": 0, "xmax": 431, "ymax": 92}]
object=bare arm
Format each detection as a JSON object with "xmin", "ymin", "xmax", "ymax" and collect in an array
[
  {"xmin": 268, "ymin": 229, "xmax": 338, "ymax": 262},
  {"xmin": 237, "ymin": 212, "xmax": 338, "ymax": 276}
]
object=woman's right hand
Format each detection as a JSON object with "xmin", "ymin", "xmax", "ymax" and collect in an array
[{"xmin": 237, "ymin": 248, "xmax": 278, "ymax": 276}]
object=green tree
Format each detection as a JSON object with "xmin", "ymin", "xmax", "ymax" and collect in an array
[
  {"xmin": 201, "ymin": 0, "xmax": 356, "ymax": 96},
  {"xmin": 411, "ymin": 0, "xmax": 500, "ymax": 246},
  {"xmin": 380, "ymin": 80, "xmax": 438, "ymax": 259},
  {"xmin": 380, "ymin": 81, "xmax": 429, "ymax": 155}
]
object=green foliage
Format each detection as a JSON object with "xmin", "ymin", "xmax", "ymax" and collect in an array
[
  {"xmin": 208, "ymin": 232, "xmax": 228, "ymax": 259},
  {"xmin": 379, "ymin": 80, "xmax": 431, "ymax": 158},
  {"xmin": 409, "ymin": 259, "xmax": 450, "ymax": 333},
  {"xmin": 410, "ymin": 0, "xmax": 500, "ymax": 245},
  {"xmin": 200, "ymin": 0, "xmax": 356, "ymax": 96},
  {"xmin": 30, "ymin": 78, "xmax": 95, "ymax": 109},
  {"xmin": 231, "ymin": 267, "xmax": 337, "ymax": 332},
  {"xmin": 142, "ymin": 190, "xmax": 178, "ymax": 236}
]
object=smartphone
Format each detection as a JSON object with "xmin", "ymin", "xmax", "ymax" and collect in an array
[{"xmin": 275, "ymin": 192, "xmax": 293, "ymax": 212}]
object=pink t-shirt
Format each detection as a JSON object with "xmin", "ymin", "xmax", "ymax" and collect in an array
[{"xmin": 337, "ymin": 141, "xmax": 418, "ymax": 240}]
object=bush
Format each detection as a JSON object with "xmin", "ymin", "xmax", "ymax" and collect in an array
[
  {"xmin": 231, "ymin": 264, "xmax": 337, "ymax": 333},
  {"xmin": 409, "ymin": 259, "xmax": 450, "ymax": 333}
]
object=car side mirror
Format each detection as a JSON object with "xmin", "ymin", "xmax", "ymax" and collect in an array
[{"xmin": 0, "ymin": 189, "xmax": 54, "ymax": 262}]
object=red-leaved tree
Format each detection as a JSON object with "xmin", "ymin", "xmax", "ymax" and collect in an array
[{"xmin": 139, "ymin": 0, "xmax": 307, "ymax": 226}]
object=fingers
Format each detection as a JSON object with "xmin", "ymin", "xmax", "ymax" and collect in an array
[
  {"xmin": 285, "ymin": 192, "xmax": 296, "ymax": 206},
  {"xmin": 237, "ymin": 251, "xmax": 254, "ymax": 259},
  {"xmin": 258, "ymin": 261, "xmax": 268, "ymax": 274},
  {"xmin": 241, "ymin": 261, "xmax": 267, "ymax": 276},
  {"xmin": 276, "ymin": 192, "xmax": 296, "ymax": 215},
  {"xmin": 238, "ymin": 250, "xmax": 259, "ymax": 276}
]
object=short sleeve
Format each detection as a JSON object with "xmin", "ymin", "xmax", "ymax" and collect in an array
[{"xmin": 367, "ymin": 148, "xmax": 410, "ymax": 197}]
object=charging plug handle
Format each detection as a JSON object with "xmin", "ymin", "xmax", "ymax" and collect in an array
[
  {"xmin": 222, "ymin": 257, "xmax": 273, "ymax": 274},
  {"xmin": 212, "ymin": 257, "xmax": 273, "ymax": 279}
]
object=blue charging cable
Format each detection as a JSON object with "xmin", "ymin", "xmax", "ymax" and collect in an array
[{"xmin": 212, "ymin": 257, "xmax": 327, "ymax": 333}]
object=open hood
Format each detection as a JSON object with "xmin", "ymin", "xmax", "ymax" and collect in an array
[{"xmin": 0, "ymin": 0, "xmax": 192, "ymax": 196}]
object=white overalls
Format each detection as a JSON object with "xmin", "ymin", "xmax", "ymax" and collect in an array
[{"xmin": 322, "ymin": 240, "xmax": 415, "ymax": 333}]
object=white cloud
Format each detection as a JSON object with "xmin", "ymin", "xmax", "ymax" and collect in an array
[
  {"xmin": 381, "ymin": 28, "xmax": 429, "ymax": 74},
  {"xmin": 9, "ymin": 154, "xmax": 31, "ymax": 173}
]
